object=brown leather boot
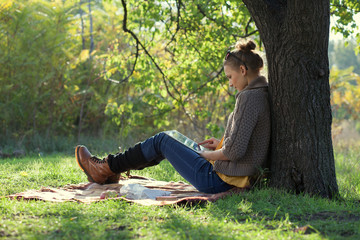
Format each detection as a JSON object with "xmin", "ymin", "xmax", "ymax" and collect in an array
[
  {"xmin": 75, "ymin": 145, "xmax": 116, "ymax": 184},
  {"xmin": 104, "ymin": 173, "xmax": 122, "ymax": 184},
  {"xmin": 84, "ymin": 173, "xmax": 122, "ymax": 184}
]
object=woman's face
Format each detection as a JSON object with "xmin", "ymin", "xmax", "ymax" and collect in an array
[{"xmin": 224, "ymin": 65, "xmax": 247, "ymax": 92}]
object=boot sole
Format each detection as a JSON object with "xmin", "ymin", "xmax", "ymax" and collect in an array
[{"xmin": 75, "ymin": 145, "xmax": 95, "ymax": 183}]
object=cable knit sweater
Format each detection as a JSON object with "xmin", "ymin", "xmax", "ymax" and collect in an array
[{"xmin": 214, "ymin": 76, "xmax": 271, "ymax": 177}]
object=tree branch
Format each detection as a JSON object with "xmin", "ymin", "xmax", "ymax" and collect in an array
[
  {"xmin": 104, "ymin": 41, "xmax": 139, "ymax": 85},
  {"xmin": 165, "ymin": 0, "xmax": 181, "ymax": 49},
  {"xmin": 197, "ymin": 4, "xmax": 257, "ymax": 39},
  {"xmin": 121, "ymin": 0, "xmax": 181, "ymax": 102},
  {"xmin": 244, "ymin": 17, "xmax": 253, "ymax": 36},
  {"xmin": 184, "ymin": 67, "xmax": 224, "ymax": 103},
  {"xmin": 197, "ymin": 4, "xmax": 235, "ymax": 40},
  {"xmin": 183, "ymin": 31, "xmax": 217, "ymax": 69}
]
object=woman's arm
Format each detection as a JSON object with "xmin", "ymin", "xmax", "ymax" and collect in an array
[{"xmin": 199, "ymin": 149, "xmax": 229, "ymax": 161}]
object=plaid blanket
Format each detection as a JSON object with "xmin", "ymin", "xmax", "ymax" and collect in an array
[{"xmin": 7, "ymin": 175, "xmax": 248, "ymax": 206}]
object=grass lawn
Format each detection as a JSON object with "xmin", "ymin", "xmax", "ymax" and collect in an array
[{"xmin": 0, "ymin": 145, "xmax": 359, "ymax": 239}]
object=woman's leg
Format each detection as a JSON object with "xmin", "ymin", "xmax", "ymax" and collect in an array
[
  {"xmin": 140, "ymin": 132, "xmax": 233, "ymax": 194},
  {"xmin": 76, "ymin": 132, "xmax": 233, "ymax": 193}
]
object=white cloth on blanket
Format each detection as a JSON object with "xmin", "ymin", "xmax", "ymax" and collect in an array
[{"xmin": 120, "ymin": 183, "xmax": 171, "ymax": 200}]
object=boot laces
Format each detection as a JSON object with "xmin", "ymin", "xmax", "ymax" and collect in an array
[{"xmin": 90, "ymin": 156, "xmax": 105, "ymax": 164}]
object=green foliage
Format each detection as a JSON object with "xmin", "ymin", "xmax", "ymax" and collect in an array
[
  {"xmin": 0, "ymin": 0, "xmax": 140, "ymax": 148},
  {"xmin": 0, "ymin": 0, "xmax": 359, "ymax": 153},
  {"xmin": 101, "ymin": 0, "xmax": 258, "ymax": 140},
  {"xmin": 330, "ymin": 66, "xmax": 360, "ymax": 122},
  {"xmin": 0, "ymin": 0, "xmax": 256, "ymax": 150},
  {"xmin": 330, "ymin": 0, "xmax": 360, "ymax": 53},
  {"xmin": 329, "ymin": 40, "xmax": 360, "ymax": 74},
  {"xmin": 0, "ymin": 1, "xmax": 77, "ymax": 137}
]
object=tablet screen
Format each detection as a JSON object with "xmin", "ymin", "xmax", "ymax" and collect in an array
[{"xmin": 164, "ymin": 130, "xmax": 208, "ymax": 152}]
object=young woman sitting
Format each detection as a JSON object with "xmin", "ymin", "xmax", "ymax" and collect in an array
[{"xmin": 75, "ymin": 40, "xmax": 271, "ymax": 194}]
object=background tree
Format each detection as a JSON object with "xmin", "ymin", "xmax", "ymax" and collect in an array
[
  {"xmin": 0, "ymin": 1, "xmax": 79, "ymax": 145},
  {"xmin": 0, "ymin": 0, "xmax": 134, "ymax": 151},
  {"xmin": 330, "ymin": 66, "xmax": 360, "ymax": 123},
  {"xmin": 329, "ymin": 40, "xmax": 360, "ymax": 74}
]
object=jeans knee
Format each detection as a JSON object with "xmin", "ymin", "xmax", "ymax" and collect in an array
[
  {"xmin": 146, "ymin": 132, "xmax": 168, "ymax": 153},
  {"xmin": 154, "ymin": 132, "xmax": 168, "ymax": 143},
  {"xmin": 157, "ymin": 131, "xmax": 167, "ymax": 137}
]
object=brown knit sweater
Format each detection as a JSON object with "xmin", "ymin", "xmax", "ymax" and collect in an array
[{"xmin": 214, "ymin": 76, "xmax": 271, "ymax": 177}]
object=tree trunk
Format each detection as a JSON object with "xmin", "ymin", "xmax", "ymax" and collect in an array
[
  {"xmin": 78, "ymin": 0, "xmax": 94, "ymax": 141},
  {"xmin": 88, "ymin": 0, "xmax": 94, "ymax": 56},
  {"xmin": 242, "ymin": 0, "xmax": 338, "ymax": 197},
  {"xmin": 79, "ymin": 0, "xmax": 86, "ymax": 50}
]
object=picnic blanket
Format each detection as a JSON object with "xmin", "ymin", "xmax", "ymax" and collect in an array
[{"xmin": 7, "ymin": 175, "xmax": 248, "ymax": 206}]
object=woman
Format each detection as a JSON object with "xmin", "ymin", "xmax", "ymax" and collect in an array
[{"xmin": 75, "ymin": 40, "xmax": 270, "ymax": 194}]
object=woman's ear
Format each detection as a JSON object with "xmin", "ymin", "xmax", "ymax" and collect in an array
[{"xmin": 240, "ymin": 65, "xmax": 247, "ymax": 75}]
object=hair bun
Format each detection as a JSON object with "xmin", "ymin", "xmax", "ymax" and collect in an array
[
  {"xmin": 236, "ymin": 40, "xmax": 256, "ymax": 53},
  {"xmin": 226, "ymin": 40, "xmax": 263, "ymax": 71}
]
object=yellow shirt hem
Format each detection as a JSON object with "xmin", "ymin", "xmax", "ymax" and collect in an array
[{"xmin": 209, "ymin": 136, "xmax": 250, "ymax": 188}]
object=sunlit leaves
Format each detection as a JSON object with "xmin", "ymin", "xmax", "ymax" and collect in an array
[
  {"xmin": 330, "ymin": 66, "xmax": 360, "ymax": 121},
  {"xmin": 0, "ymin": 0, "xmax": 80, "ymax": 136},
  {"xmin": 102, "ymin": 0, "xmax": 253, "ymax": 137},
  {"xmin": 330, "ymin": 0, "xmax": 360, "ymax": 53},
  {"xmin": 3, "ymin": 0, "xmax": 359, "ymax": 145}
]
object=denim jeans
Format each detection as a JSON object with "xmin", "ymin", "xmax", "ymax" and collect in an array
[{"xmin": 140, "ymin": 132, "xmax": 233, "ymax": 194}]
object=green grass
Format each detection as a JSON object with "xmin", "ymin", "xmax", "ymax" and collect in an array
[
  {"xmin": 334, "ymin": 143, "xmax": 360, "ymax": 201},
  {"xmin": 0, "ymin": 145, "xmax": 360, "ymax": 239}
]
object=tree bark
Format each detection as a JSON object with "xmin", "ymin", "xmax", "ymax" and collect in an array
[{"xmin": 242, "ymin": 0, "xmax": 338, "ymax": 197}]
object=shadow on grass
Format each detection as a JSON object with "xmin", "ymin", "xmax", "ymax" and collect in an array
[
  {"xmin": 205, "ymin": 188, "xmax": 360, "ymax": 239},
  {"xmin": 155, "ymin": 206, "xmax": 230, "ymax": 239},
  {"xmin": 0, "ymin": 198, "xmax": 133, "ymax": 239},
  {"xmin": 2, "ymin": 189, "xmax": 359, "ymax": 239}
]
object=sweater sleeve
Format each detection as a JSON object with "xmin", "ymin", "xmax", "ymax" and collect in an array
[{"xmin": 222, "ymin": 91, "xmax": 260, "ymax": 162}]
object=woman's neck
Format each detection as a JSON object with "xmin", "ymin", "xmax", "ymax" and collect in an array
[{"xmin": 246, "ymin": 72, "xmax": 261, "ymax": 84}]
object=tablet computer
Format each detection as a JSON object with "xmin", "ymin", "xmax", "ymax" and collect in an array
[{"xmin": 164, "ymin": 130, "xmax": 209, "ymax": 153}]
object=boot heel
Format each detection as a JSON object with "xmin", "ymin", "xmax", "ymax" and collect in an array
[{"xmin": 75, "ymin": 146, "xmax": 85, "ymax": 172}]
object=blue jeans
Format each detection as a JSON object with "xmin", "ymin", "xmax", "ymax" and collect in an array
[{"xmin": 140, "ymin": 132, "xmax": 233, "ymax": 194}]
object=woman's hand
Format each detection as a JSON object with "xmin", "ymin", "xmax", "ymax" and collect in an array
[
  {"xmin": 198, "ymin": 149, "xmax": 229, "ymax": 161},
  {"xmin": 198, "ymin": 137, "xmax": 220, "ymax": 150}
]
